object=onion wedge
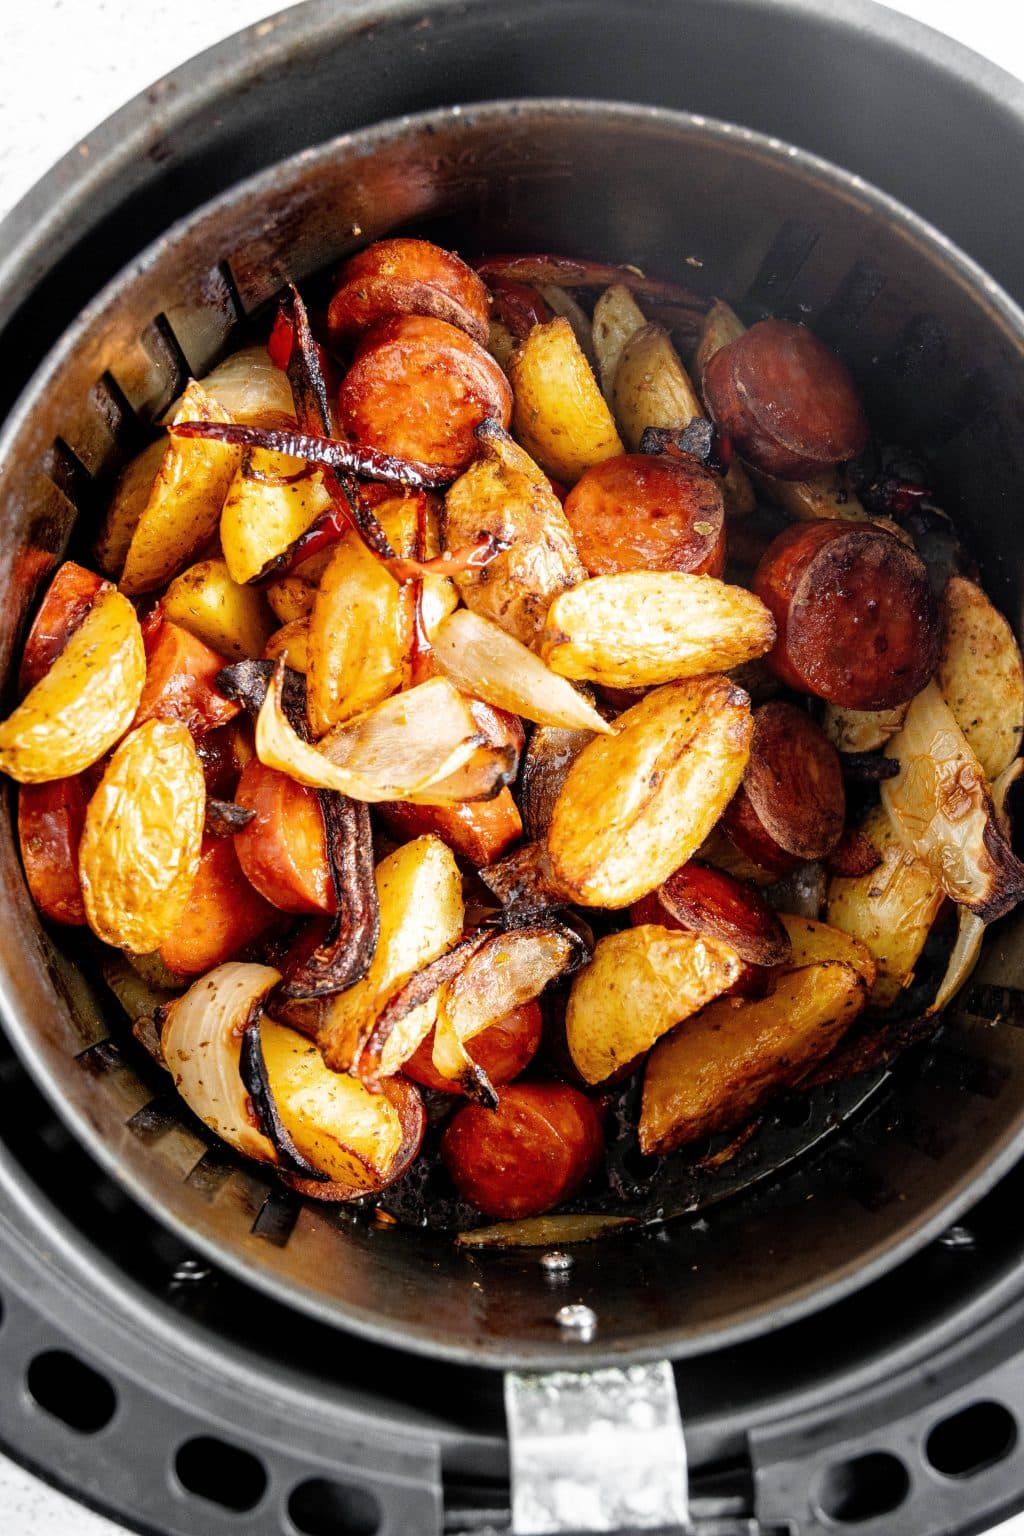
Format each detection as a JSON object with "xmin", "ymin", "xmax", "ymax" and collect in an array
[
  {"xmin": 432, "ymin": 610, "xmax": 611, "ymax": 734},
  {"xmin": 880, "ymin": 682, "xmax": 1024, "ymax": 921},
  {"xmin": 256, "ymin": 666, "xmax": 501, "ymax": 804},
  {"xmin": 159, "ymin": 962, "xmax": 281, "ymax": 1164}
]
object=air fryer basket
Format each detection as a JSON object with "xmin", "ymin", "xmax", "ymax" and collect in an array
[{"xmin": 2, "ymin": 99, "xmax": 1024, "ymax": 1373}]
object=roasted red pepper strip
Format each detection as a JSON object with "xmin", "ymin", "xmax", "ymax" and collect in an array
[{"xmin": 168, "ymin": 420, "xmax": 455, "ymax": 490}]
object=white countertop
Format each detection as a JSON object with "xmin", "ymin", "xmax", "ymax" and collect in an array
[{"xmin": 1, "ymin": 0, "xmax": 1024, "ymax": 1532}]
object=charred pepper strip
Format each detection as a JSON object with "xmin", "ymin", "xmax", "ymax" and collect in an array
[
  {"xmin": 169, "ymin": 420, "xmax": 454, "ymax": 490},
  {"xmin": 276, "ymin": 793, "xmax": 380, "ymax": 1000}
]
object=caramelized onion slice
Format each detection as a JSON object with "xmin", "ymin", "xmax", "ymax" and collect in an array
[
  {"xmin": 256, "ymin": 666, "xmax": 492, "ymax": 804},
  {"xmin": 159, "ymin": 962, "xmax": 281, "ymax": 1164},
  {"xmin": 187, "ymin": 345, "xmax": 297, "ymax": 428},
  {"xmin": 432, "ymin": 609, "xmax": 611, "ymax": 734},
  {"xmin": 880, "ymin": 682, "xmax": 1024, "ymax": 921},
  {"xmin": 431, "ymin": 922, "xmax": 587, "ymax": 1093}
]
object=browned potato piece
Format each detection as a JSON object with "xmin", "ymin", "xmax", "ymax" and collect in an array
[
  {"xmin": 318, "ymin": 835, "xmax": 463, "ymax": 1071},
  {"xmin": 826, "ymin": 804, "xmax": 944, "ymax": 1007},
  {"xmin": 0, "ymin": 589, "xmax": 145, "ymax": 783},
  {"xmin": 938, "ymin": 576, "xmax": 1024, "ymax": 779},
  {"xmin": 265, "ymin": 550, "xmax": 333, "ymax": 625},
  {"xmin": 443, "ymin": 425, "xmax": 586, "ymax": 648},
  {"xmin": 639, "ymin": 961, "xmax": 866, "ymax": 1153},
  {"xmin": 692, "ymin": 298, "xmax": 747, "ymax": 381},
  {"xmin": 822, "ymin": 701, "xmax": 908, "ymax": 754},
  {"xmin": 163, "ymin": 558, "xmax": 275, "ymax": 660},
  {"xmin": 263, "ymin": 619, "xmax": 309, "ymax": 672},
  {"xmin": 93, "ymin": 439, "xmax": 167, "ymax": 579},
  {"xmin": 540, "ymin": 572, "xmax": 775, "ymax": 688},
  {"xmin": 547, "ymin": 675, "xmax": 752, "ymax": 907},
  {"xmin": 508, "ymin": 317, "xmax": 624, "ymax": 484},
  {"xmin": 592, "ymin": 283, "xmax": 647, "ymax": 400},
  {"xmin": 307, "ymin": 530, "xmax": 403, "ymax": 734},
  {"xmin": 565, "ymin": 925, "xmax": 742, "ymax": 1084},
  {"xmin": 612, "ymin": 321, "xmax": 702, "ymax": 448},
  {"xmin": 120, "ymin": 383, "xmax": 239, "ymax": 595},
  {"xmin": 220, "ymin": 449, "xmax": 333, "ymax": 586},
  {"xmin": 777, "ymin": 913, "xmax": 877, "ymax": 988},
  {"xmin": 750, "ymin": 464, "xmax": 870, "ymax": 523},
  {"xmin": 78, "ymin": 719, "xmax": 205, "ymax": 953}
]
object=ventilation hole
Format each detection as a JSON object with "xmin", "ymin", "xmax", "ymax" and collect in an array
[
  {"xmin": 288, "ymin": 1478, "xmax": 381, "ymax": 1536},
  {"xmin": 175, "ymin": 1435, "xmax": 267, "ymax": 1512},
  {"xmin": 27, "ymin": 1350, "xmax": 117, "ymax": 1434},
  {"xmin": 743, "ymin": 219, "xmax": 820, "ymax": 311},
  {"xmin": 251, "ymin": 1188, "xmax": 301, "ymax": 1247},
  {"xmin": 926, "ymin": 1401, "xmax": 1017, "ymax": 1479},
  {"xmin": 817, "ymin": 1452, "xmax": 910, "ymax": 1523}
]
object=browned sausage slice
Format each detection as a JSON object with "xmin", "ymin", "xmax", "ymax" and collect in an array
[
  {"xmin": 562, "ymin": 452, "xmax": 725, "ymax": 577},
  {"xmin": 338, "ymin": 315, "xmax": 513, "ymax": 474},
  {"xmin": 725, "ymin": 701, "xmax": 846, "ymax": 863},
  {"xmin": 328, "ymin": 238, "xmax": 491, "ymax": 346}
]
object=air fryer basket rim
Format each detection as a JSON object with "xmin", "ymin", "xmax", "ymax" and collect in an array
[{"xmin": 2, "ymin": 96, "xmax": 1024, "ymax": 1370}]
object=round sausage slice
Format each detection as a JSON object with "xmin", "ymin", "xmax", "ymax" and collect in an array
[
  {"xmin": 442, "ymin": 1082, "xmax": 603, "ymax": 1218},
  {"xmin": 328, "ymin": 238, "xmax": 491, "ymax": 346},
  {"xmin": 404, "ymin": 1002, "xmax": 543, "ymax": 1094},
  {"xmin": 563, "ymin": 452, "xmax": 725, "ymax": 577},
  {"xmin": 753, "ymin": 521, "xmax": 939, "ymax": 709},
  {"xmin": 702, "ymin": 319, "xmax": 869, "ymax": 479},
  {"xmin": 338, "ymin": 315, "xmax": 513, "ymax": 475},
  {"xmin": 723, "ymin": 701, "xmax": 845, "ymax": 865}
]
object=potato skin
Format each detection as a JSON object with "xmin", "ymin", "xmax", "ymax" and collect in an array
[
  {"xmin": 937, "ymin": 576, "xmax": 1024, "ymax": 780},
  {"xmin": 639, "ymin": 960, "xmax": 866, "ymax": 1153},
  {"xmin": 443, "ymin": 427, "xmax": 587, "ymax": 648},
  {"xmin": 509, "ymin": 316, "xmax": 624, "ymax": 484},
  {"xmin": 0, "ymin": 588, "xmax": 146, "ymax": 785},
  {"xmin": 541, "ymin": 571, "xmax": 776, "ymax": 689},
  {"xmin": 547, "ymin": 675, "xmax": 753, "ymax": 907},
  {"xmin": 78, "ymin": 719, "xmax": 206, "ymax": 953},
  {"xmin": 442, "ymin": 1082, "xmax": 603, "ymax": 1218},
  {"xmin": 565, "ymin": 925, "xmax": 742, "ymax": 1084}
]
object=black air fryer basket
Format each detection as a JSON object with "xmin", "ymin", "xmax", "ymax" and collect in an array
[{"xmin": 3, "ymin": 3, "xmax": 1024, "ymax": 1534}]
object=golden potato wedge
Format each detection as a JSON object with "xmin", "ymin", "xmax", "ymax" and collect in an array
[
  {"xmin": 93, "ymin": 439, "xmax": 167, "ymax": 579},
  {"xmin": 220, "ymin": 450, "xmax": 333, "ymax": 586},
  {"xmin": 540, "ymin": 572, "xmax": 775, "ymax": 688},
  {"xmin": 777, "ymin": 912, "xmax": 876, "ymax": 989},
  {"xmin": 565, "ymin": 925, "xmax": 742, "ymax": 1084},
  {"xmin": 307, "ymin": 531, "xmax": 402, "ymax": 735},
  {"xmin": 547, "ymin": 675, "xmax": 753, "ymax": 907},
  {"xmin": 612, "ymin": 321, "xmax": 703, "ymax": 449},
  {"xmin": 826, "ymin": 804, "xmax": 944, "ymax": 1007},
  {"xmin": 163, "ymin": 557, "xmax": 275, "ymax": 660},
  {"xmin": 592, "ymin": 284, "xmax": 647, "ymax": 401},
  {"xmin": 639, "ymin": 961, "xmax": 867, "ymax": 1154},
  {"xmin": 444, "ymin": 424, "xmax": 586, "ymax": 647},
  {"xmin": 318, "ymin": 835, "xmax": 463, "ymax": 1071},
  {"xmin": 120, "ymin": 383, "xmax": 240, "ymax": 595},
  {"xmin": 880, "ymin": 682, "xmax": 1024, "ymax": 921},
  {"xmin": 0, "ymin": 588, "xmax": 145, "ymax": 783},
  {"xmin": 264, "ymin": 551, "xmax": 333, "ymax": 626},
  {"xmin": 938, "ymin": 575, "xmax": 1024, "ymax": 779},
  {"xmin": 263, "ymin": 618, "xmax": 309, "ymax": 672},
  {"xmin": 692, "ymin": 298, "xmax": 746, "ymax": 381},
  {"xmin": 508, "ymin": 316, "xmax": 624, "ymax": 484},
  {"xmin": 822, "ymin": 701, "xmax": 908, "ymax": 754},
  {"xmin": 79, "ymin": 719, "xmax": 205, "ymax": 953},
  {"xmin": 536, "ymin": 283, "xmax": 599, "ymax": 370}
]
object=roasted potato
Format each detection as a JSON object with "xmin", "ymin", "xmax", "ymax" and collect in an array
[
  {"xmin": 220, "ymin": 450, "xmax": 333, "ymax": 586},
  {"xmin": 592, "ymin": 283, "xmax": 647, "ymax": 400},
  {"xmin": 826, "ymin": 804, "xmax": 944, "ymax": 1007},
  {"xmin": 822, "ymin": 701, "xmax": 908, "ymax": 754},
  {"xmin": 163, "ymin": 558, "xmax": 275, "ymax": 660},
  {"xmin": 93, "ymin": 439, "xmax": 166, "ymax": 579},
  {"xmin": 547, "ymin": 675, "xmax": 753, "ymax": 907},
  {"xmin": 307, "ymin": 529, "xmax": 403, "ymax": 734},
  {"xmin": 777, "ymin": 912, "xmax": 876, "ymax": 988},
  {"xmin": 508, "ymin": 316, "xmax": 624, "ymax": 484},
  {"xmin": 443, "ymin": 424, "xmax": 587, "ymax": 647},
  {"xmin": 78, "ymin": 719, "xmax": 205, "ymax": 953},
  {"xmin": 264, "ymin": 550, "xmax": 333, "ymax": 625},
  {"xmin": 565, "ymin": 925, "xmax": 742, "ymax": 1084},
  {"xmin": 0, "ymin": 588, "xmax": 145, "ymax": 783},
  {"xmin": 318, "ymin": 835, "xmax": 463, "ymax": 1071},
  {"xmin": 938, "ymin": 576, "xmax": 1024, "ymax": 780},
  {"xmin": 120, "ymin": 382, "xmax": 239, "ymax": 595},
  {"xmin": 263, "ymin": 619, "xmax": 310, "ymax": 672},
  {"xmin": 540, "ymin": 572, "xmax": 775, "ymax": 688},
  {"xmin": 612, "ymin": 321, "xmax": 703, "ymax": 450},
  {"xmin": 639, "ymin": 961, "xmax": 867, "ymax": 1153}
]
